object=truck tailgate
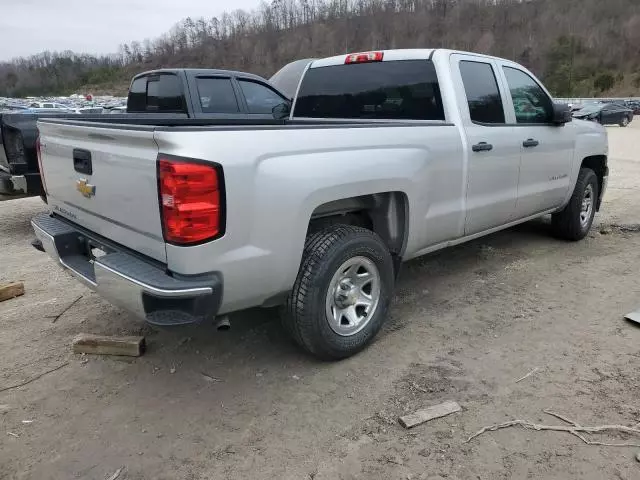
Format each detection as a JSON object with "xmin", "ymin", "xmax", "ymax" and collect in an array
[{"xmin": 37, "ymin": 121, "xmax": 166, "ymax": 262}]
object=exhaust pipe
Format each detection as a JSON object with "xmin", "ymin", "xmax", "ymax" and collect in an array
[{"xmin": 215, "ymin": 315, "xmax": 231, "ymax": 331}]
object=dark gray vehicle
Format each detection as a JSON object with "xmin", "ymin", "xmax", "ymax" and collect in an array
[
  {"xmin": 0, "ymin": 68, "xmax": 290, "ymax": 199},
  {"xmin": 573, "ymin": 102, "xmax": 634, "ymax": 127}
]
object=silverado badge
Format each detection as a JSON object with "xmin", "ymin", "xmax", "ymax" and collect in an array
[{"xmin": 76, "ymin": 179, "xmax": 96, "ymax": 198}]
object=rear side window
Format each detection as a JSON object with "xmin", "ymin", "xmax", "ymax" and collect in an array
[
  {"xmin": 238, "ymin": 80, "xmax": 286, "ymax": 114},
  {"xmin": 459, "ymin": 61, "xmax": 505, "ymax": 124},
  {"xmin": 127, "ymin": 74, "xmax": 187, "ymax": 113},
  {"xmin": 294, "ymin": 60, "xmax": 445, "ymax": 120},
  {"xmin": 195, "ymin": 77, "xmax": 240, "ymax": 114}
]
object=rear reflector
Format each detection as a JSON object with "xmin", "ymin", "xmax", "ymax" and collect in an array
[
  {"xmin": 345, "ymin": 51, "xmax": 384, "ymax": 64},
  {"xmin": 158, "ymin": 157, "xmax": 222, "ymax": 245}
]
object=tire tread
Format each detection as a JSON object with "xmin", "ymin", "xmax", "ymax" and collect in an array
[
  {"xmin": 282, "ymin": 224, "xmax": 392, "ymax": 359},
  {"xmin": 551, "ymin": 167, "xmax": 598, "ymax": 241}
]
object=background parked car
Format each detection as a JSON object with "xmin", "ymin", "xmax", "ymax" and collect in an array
[
  {"xmin": 625, "ymin": 100, "xmax": 640, "ymax": 115},
  {"xmin": 572, "ymin": 102, "xmax": 633, "ymax": 126}
]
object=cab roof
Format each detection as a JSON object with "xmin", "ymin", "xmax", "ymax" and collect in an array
[{"xmin": 309, "ymin": 48, "xmax": 514, "ymax": 68}]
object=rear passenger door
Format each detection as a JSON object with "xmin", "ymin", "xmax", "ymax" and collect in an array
[
  {"xmin": 497, "ymin": 63, "xmax": 575, "ymax": 217},
  {"xmin": 450, "ymin": 54, "xmax": 521, "ymax": 235}
]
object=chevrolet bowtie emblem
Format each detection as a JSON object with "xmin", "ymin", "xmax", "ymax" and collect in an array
[{"xmin": 76, "ymin": 179, "xmax": 96, "ymax": 198}]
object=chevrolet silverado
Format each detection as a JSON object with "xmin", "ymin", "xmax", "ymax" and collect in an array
[{"xmin": 32, "ymin": 49, "xmax": 608, "ymax": 359}]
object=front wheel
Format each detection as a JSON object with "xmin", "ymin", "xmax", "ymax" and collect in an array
[
  {"xmin": 282, "ymin": 224, "xmax": 394, "ymax": 360},
  {"xmin": 551, "ymin": 168, "xmax": 599, "ymax": 241},
  {"xmin": 620, "ymin": 116, "xmax": 630, "ymax": 127}
]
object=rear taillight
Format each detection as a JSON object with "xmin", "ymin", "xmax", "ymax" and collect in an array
[
  {"xmin": 345, "ymin": 51, "xmax": 384, "ymax": 64},
  {"xmin": 36, "ymin": 135, "xmax": 47, "ymax": 195},
  {"xmin": 158, "ymin": 156, "xmax": 223, "ymax": 245}
]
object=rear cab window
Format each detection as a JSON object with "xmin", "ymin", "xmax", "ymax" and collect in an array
[
  {"xmin": 127, "ymin": 73, "xmax": 187, "ymax": 113},
  {"xmin": 294, "ymin": 59, "xmax": 445, "ymax": 120}
]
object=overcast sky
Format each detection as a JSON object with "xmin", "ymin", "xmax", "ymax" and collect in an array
[{"xmin": 0, "ymin": 0, "xmax": 263, "ymax": 61}]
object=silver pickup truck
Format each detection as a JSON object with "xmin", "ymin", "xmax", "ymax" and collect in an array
[{"xmin": 33, "ymin": 49, "xmax": 608, "ymax": 359}]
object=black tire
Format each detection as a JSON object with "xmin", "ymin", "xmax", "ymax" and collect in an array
[
  {"xmin": 282, "ymin": 224, "xmax": 394, "ymax": 360},
  {"xmin": 551, "ymin": 168, "xmax": 599, "ymax": 241},
  {"xmin": 620, "ymin": 116, "xmax": 630, "ymax": 127}
]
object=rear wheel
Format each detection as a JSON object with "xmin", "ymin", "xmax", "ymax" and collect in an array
[
  {"xmin": 620, "ymin": 116, "xmax": 630, "ymax": 127},
  {"xmin": 282, "ymin": 224, "xmax": 394, "ymax": 360},
  {"xmin": 551, "ymin": 168, "xmax": 599, "ymax": 241}
]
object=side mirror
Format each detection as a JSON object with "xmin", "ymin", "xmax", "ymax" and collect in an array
[
  {"xmin": 272, "ymin": 101, "xmax": 291, "ymax": 120},
  {"xmin": 552, "ymin": 103, "xmax": 572, "ymax": 125}
]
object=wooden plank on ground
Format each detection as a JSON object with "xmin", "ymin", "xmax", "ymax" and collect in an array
[
  {"xmin": 0, "ymin": 282, "xmax": 24, "ymax": 303},
  {"xmin": 72, "ymin": 333, "xmax": 146, "ymax": 357},
  {"xmin": 398, "ymin": 400, "xmax": 462, "ymax": 429}
]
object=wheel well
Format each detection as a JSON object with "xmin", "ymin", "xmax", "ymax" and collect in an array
[
  {"xmin": 581, "ymin": 155, "xmax": 607, "ymax": 209},
  {"xmin": 308, "ymin": 192, "xmax": 408, "ymax": 257}
]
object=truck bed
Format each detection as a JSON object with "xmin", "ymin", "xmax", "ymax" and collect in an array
[{"xmin": 36, "ymin": 115, "xmax": 462, "ymax": 313}]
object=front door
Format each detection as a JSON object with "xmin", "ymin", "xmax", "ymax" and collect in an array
[
  {"xmin": 451, "ymin": 55, "xmax": 522, "ymax": 235},
  {"xmin": 496, "ymin": 64, "xmax": 575, "ymax": 217}
]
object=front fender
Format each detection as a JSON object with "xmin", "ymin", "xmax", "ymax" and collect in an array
[{"xmin": 561, "ymin": 120, "xmax": 608, "ymax": 208}]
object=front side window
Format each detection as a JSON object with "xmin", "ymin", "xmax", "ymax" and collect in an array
[
  {"xmin": 503, "ymin": 67, "xmax": 553, "ymax": 124},
  {"xmin": 238, "ymin": 80, "xmax": 286, "ymax": 114},
  {"xmin": 459, "ymin": 61, "xmax": 505, "ymax": 124}
]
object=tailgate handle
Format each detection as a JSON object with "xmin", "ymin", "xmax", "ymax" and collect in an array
[{"xmin": 73, "ymin": 149, "xmax": 92, "ymax": 175}]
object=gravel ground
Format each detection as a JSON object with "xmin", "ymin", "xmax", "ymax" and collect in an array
[{"xmin": 1, "ymin": 123, "xmax": 640, "ymax": 480}]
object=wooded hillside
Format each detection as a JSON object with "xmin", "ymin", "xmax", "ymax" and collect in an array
[{"xmin": 1, "ymin": 0, "xmax": 639, "ymax": 98}]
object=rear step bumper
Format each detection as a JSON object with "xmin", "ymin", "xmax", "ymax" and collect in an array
[{"xmin": 31, "ymin": 212, "xmax": 223, "ymax": 326}]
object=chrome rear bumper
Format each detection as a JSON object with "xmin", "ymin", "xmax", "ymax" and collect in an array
[{"xmin": 32, "ymin": 213, "xmax": 223, "ymax": 325}]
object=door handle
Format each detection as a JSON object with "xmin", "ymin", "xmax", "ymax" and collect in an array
[
  {"xmin": 523, "ymin": 139, "xmax": 539, "ymax": 148},
  {"xmin": 472, "ymin": 142, "xmax": 493, "ymax": 152}
]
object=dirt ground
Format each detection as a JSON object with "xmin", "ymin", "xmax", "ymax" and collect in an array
[{"xmin": 2, "ymin": 123, "xmax": 640, "ymax": 480}]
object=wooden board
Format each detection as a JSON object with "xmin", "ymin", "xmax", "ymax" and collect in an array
[
  {"xmin": 398, "ymin": 400, "xmax": 462, "ymax": 429},
  {"xmin": 72, "ymin": 333, "xmax": 146, "ymax": 357},
  {"xmin": 0, "ymin": 282, "xmax": 25, "ymax": 303}
]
